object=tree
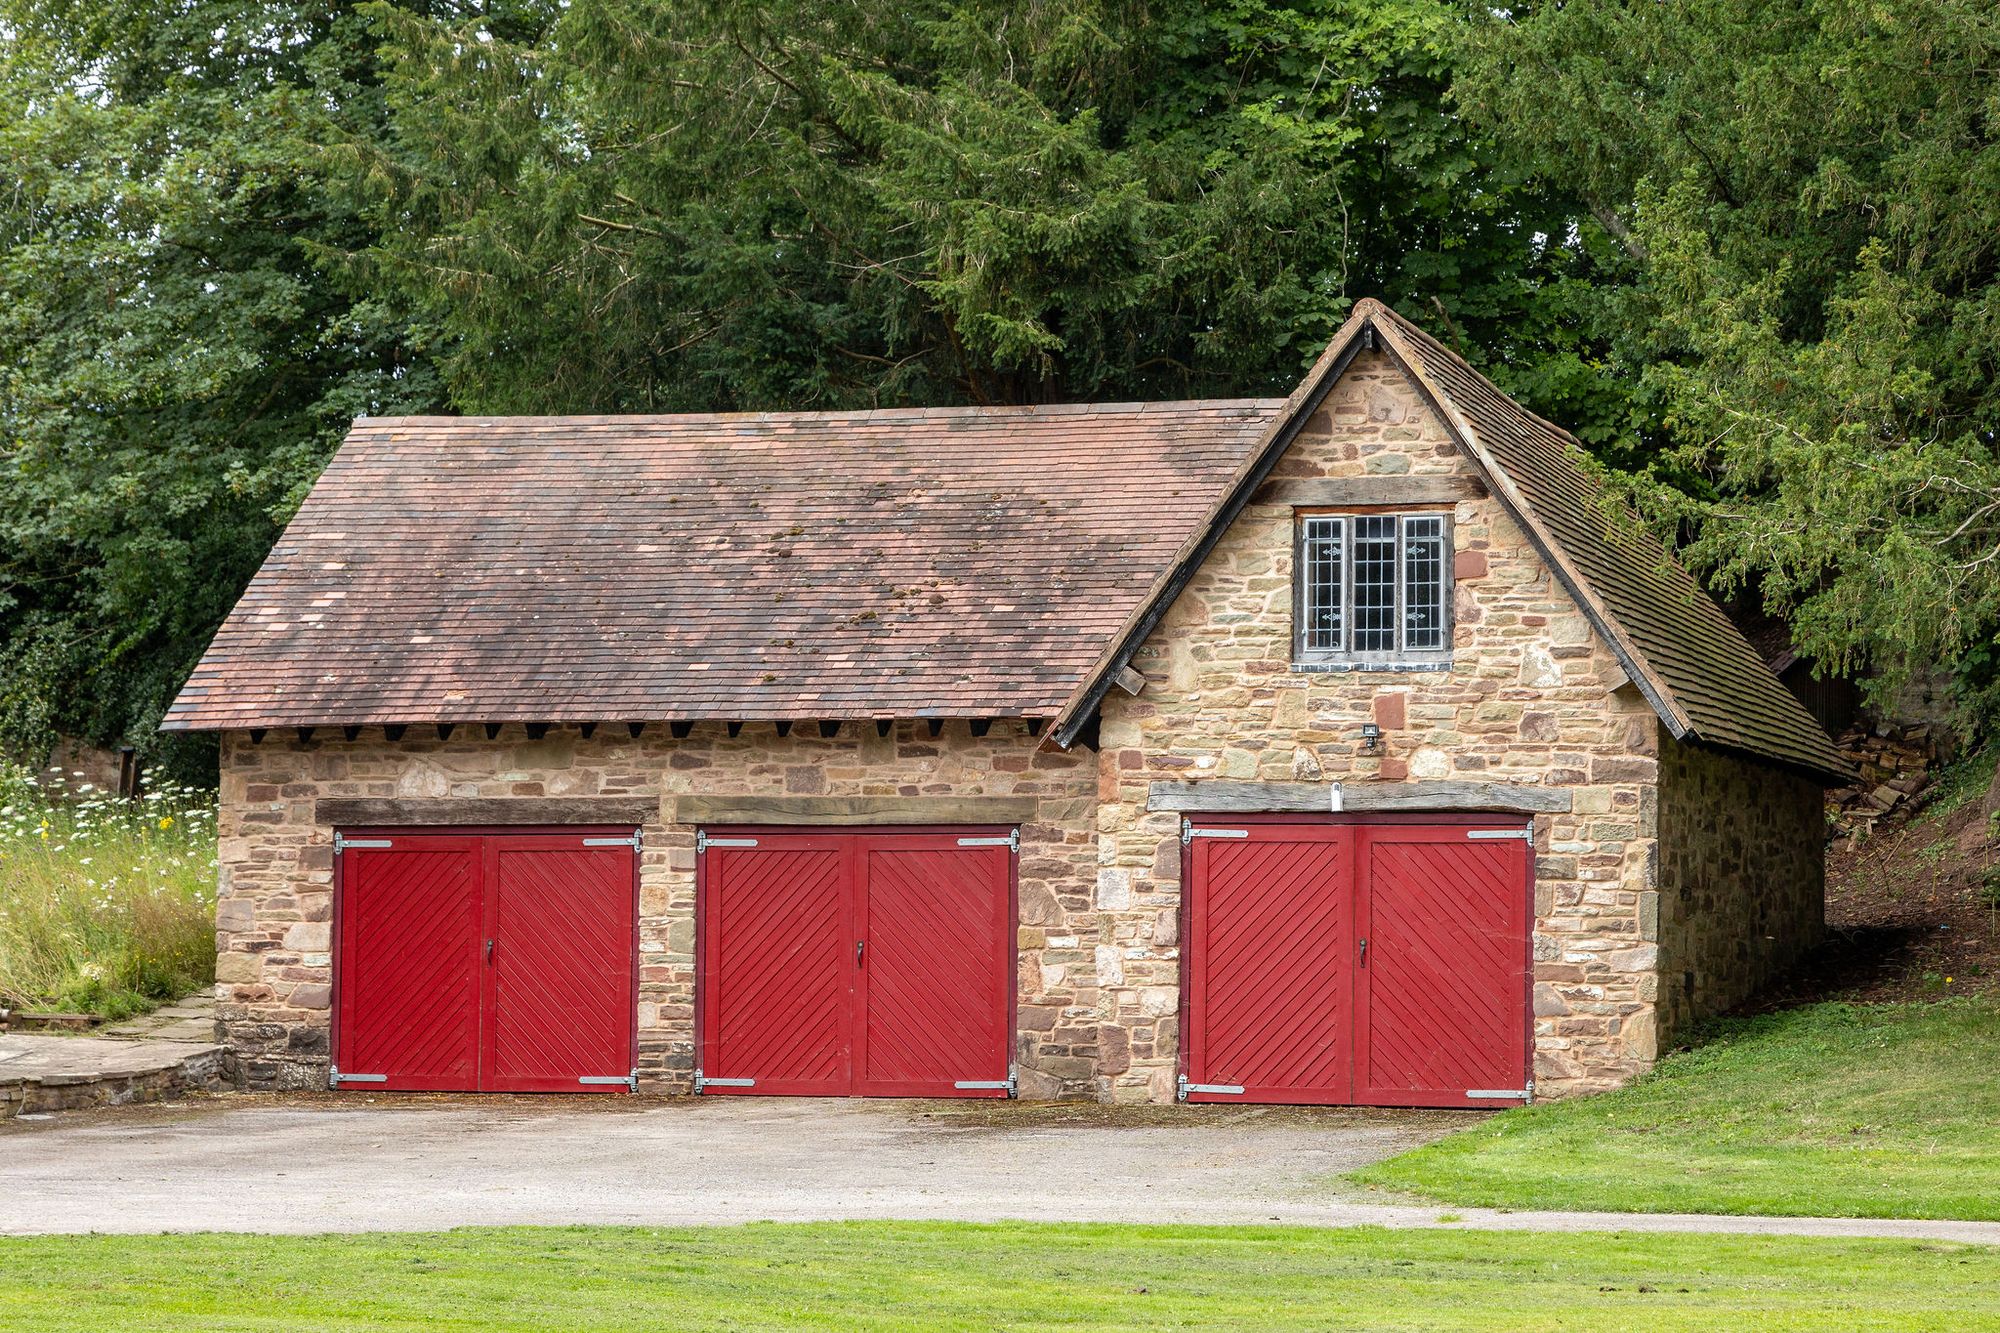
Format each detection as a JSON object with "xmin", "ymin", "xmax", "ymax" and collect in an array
[
  {"xmin": 0, "ymin": 2, "xmax": 444, "ymax": 779},
  {"xmin": 1454, "ymin": 0, "xmax": 2000, "ymax": 722},
  {"xmin": 354, "ymin": 0, "xmax": 1606, "ymax": 414}
]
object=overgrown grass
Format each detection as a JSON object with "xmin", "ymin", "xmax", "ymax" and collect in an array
[
  {"xmin": 1352, "ymin": 1000, "xmax": 2000, "ymax": 1220},
  {"xmin": 0, "ymin": 763, "xmax": 215, "ymax": 1018},
  {"xmin": 0, "ymin": 1222, "xmax": 1995, "ymax": 1331}
]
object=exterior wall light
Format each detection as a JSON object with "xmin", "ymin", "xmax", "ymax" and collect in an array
[{"xmin": 1360, "ymin": 722, "xmax": 1382, "ymax": 753}]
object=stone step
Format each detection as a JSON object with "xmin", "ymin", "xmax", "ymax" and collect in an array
[{"xmin": 0, "ymin": 1036, "xmax": 234, "ymax": 1120}]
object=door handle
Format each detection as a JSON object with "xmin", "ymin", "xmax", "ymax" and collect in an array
[
  {"xmin": 856, "ymin": 940, "xmax": 865, "ymax": 966},
  {"xmin": 1358, "ymin": 937, "xmax": 1368, "ymax": 967},
  {"xmin": 486, "ymin": 938, "xmax": 495, "ymax": 965}
]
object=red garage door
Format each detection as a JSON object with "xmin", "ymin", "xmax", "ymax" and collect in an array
[
  {"xmin": 1184, "ymin": 817, "xmax": 1530, "ymax": 1109},
  {"xmin": 698, "ymin": 828, "xmax": 1013, "ymax": 1097},
  {"xmin": 333, "ymin": 828, "xmax": 638, "ymax": 1093}
]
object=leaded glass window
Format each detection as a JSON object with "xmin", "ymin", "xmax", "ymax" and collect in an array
[{"xmin": 1294, "ymin": 511, "xmax": 1453, "ymax": 665}]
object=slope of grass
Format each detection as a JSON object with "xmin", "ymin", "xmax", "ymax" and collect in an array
[
  {"xmin": 1354, "ymin": 1000, "xmax": 2000, "ymax": 1219},
  {"xmin": 0, "ymin": 1222, "xmax": 1995, "ymax": 1331},
  {"xmin": 0, "ymin": 763, "xmax": 215, "ymax": 1018}
]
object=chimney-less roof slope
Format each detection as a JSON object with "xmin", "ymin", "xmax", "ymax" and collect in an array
[{"xmin": 162, "ymin": 401, "xmax": 1278, "ymax": 730}]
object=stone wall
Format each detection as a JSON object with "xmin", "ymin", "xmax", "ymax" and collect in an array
[
  {"xmin": 1093, "ymin": 348, "xmax": 1666, "ymax": 1100},
  {"xmin": 1653, "ymin": 735, "xmax": 1826, "ymax": 1042},
  {"xmin": 214, "ymin": 722, "xmax": 1100, "ymax": 1093}
]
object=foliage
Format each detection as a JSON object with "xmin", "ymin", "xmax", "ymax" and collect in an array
[
  {"xmin": 1353, "ymin": 1000, "xmax": 2000, "ymax": 1220},
  {"xmin": 0, "ymin": 763, "xmax": 216, "ymax": 1017},
  {"xmin": 1454, "ymin": 0, "xmax": 2000, "ymax": 718},
  {"xmin": 0, "ymin": 1, "xmax": 444, "ymax": 782},
  {"xmin": 351, "ymin": 0, "xmax": 1607, "ymax": 415},
  {"xmin": 2, "ymin": 1223, "xmax": 1997, "ymax": 1331}
]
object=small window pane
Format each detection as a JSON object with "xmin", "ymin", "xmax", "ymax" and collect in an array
[
  {"xmin": 1303, "ymin": 517, "xmax": 1343, "ymax": 651},
  {"xmin": 1403, "ymin": 516, "xmax": 1446, "ymax": 650},
  {"xmin": 1352, "ymin": 515, "xmax": 1397, "ymax": 653}
]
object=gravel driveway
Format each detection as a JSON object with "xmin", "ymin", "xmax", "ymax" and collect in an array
[{"xmin": 7, "ymin": 1094, "xmax": 2000, "ymax": 1243}]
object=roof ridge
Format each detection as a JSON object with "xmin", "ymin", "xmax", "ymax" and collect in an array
[{"xmin": 356, "ymin": 398, "xmax": 1288, "ymax": 430}]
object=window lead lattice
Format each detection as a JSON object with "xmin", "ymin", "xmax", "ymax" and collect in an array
[{"xmin": 1295, "ymin": 509, "xmax": 1452, "ymax": 662}]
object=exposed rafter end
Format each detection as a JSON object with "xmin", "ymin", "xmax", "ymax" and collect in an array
[
  {"xmin": 670, "ymin": 721, "xmax": 694, "ymax": 740},
  {"xmin": 577, "ymin": 722, "xmax": 595, "ymax": 740},
  {"xmin": 775, "ymin": 720, "xmax": 793, "ymax": 738},
  {"xmin": 969, "ymin": 718, "xmax": 993, "ymax": 737},
  {"xmin": 726, "ymin": 721, "xmax": 743, "ymax": 738},
  {"xmin": 248, "ymin": 728, "xmax": 266, "ymax": 745},
  {"xmin": 485, "ymin": 723, "xmax": 503, "ymax": 740},
  {"xmin": 383, "ymin": 724, "xmax": 406, "ymax": 742},
  {"xmin": 818, "ymin": 720, "xmax": 840, "ymax": 738},
  {"xmin": 524, "ymin": 722, "xmax": 549, "ymax": 740},
  {"xmin": 876, "ymin": 720, "xmax": 892, "ymax": 738},
  {"xmin": 926, "ymin": 719, "xmax": 944, "ymax": 738},
  {"xmin": 1026, "ymin": 719, "xmax": 1045, "ymax": 737},
  {"xmin": 627, "ymin": 722, "xmax": 646, "ymax": 738},
  {"xmin": 436, "ymin": 724, "xmax": 455, "ymax": 741},
  {"xmin": 343, "ymin": 725, "xmax": 362, "ymax": 742},
  {"xmin": 295, "ymin": 727, "xmax": 315, "ymax": 745}
]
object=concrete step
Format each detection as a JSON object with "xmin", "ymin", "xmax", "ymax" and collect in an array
[{"xmin": 0, "ymin": 1035, "xmax": 233, "ymax": 1120}]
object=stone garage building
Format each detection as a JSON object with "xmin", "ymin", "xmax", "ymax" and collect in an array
[{"xmin": 166, "ymin": 300, "xmax": 1851, "ymax": 1104}]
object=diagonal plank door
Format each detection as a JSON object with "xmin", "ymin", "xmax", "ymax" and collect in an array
[
  {"xmin": 699, "ymin": 836, "xmax": 851, "ymax": 1095},
  {"xmin": 854, "ymin": 836, "xmax": 1012, "ymax": 1097},
  {"xmin": 1184, "ymin": 824, "xmax": 1355, "ymax": 1104},
  {"xmin": 335, "ymin": 838, "xmax": 484, "ymax": 1090},
  {"xmin": 1353, "ymin": 824, "xmax": 1531, "ymax": 1107},
  {"xmin": 486, "ymin": 838, "xmax": 637, "ymax": 1092}
]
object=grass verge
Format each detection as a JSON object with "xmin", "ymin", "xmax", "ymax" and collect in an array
[
  {"xmin": 1353, "ymin": 1000, "xmax": 2000, "ymax": 1219},
  {"xmin": 0, "ymin": 763, "xmax": 215, "ymax": 1018},
  {"xmin": 0, "ymin": 1222, "xmax": 1996, "ymax": 1331}
]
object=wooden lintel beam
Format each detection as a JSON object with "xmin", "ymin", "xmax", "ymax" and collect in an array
[
  {"xmin": 1254, "ymin": 475, "xmax": 1484, "ymax": 508},
  {"xmin": 1145, "ymin": 779, "xmax": 1573, "ymax": 815}
]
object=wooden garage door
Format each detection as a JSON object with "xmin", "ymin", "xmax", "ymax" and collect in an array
[
  {"xmin": 1183, "ymin": 818, "xmax": 1531, "ymax": 1109},
  {"xmin": 333, "ymin": 828, "xmax": 638, "ymax": 1093},
  {"xmin": 698, "ymin": 829, "xmax": 1014, "ymax": 1097}
]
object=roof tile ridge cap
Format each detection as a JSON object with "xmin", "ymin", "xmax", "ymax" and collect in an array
[
  {"xmin": 1044, "ymin": 303, "xmax": 1383, "ymax": 742},
  {"xmin": 1371, "ymin": 315, "xmax": 1697, "ymax": 740}
]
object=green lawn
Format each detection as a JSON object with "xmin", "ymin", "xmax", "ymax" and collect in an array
[
  {"xmin": 1354, "ymin": 1000, "xmax": 2000, "ymax": 1220},
  {"xmin": 0, "ymin": 1222, "xmax": 1995, "ymax": 1331}
]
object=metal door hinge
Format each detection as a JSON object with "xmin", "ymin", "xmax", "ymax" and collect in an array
[
  {"xmin": 582, "ymin": 834, "xmax": 641, "ymax": 849},
  {"xmin": 956, "ymin": 831, "xmax": 1018, "ymax": 851},
  {"xmin": 1467, "ymin": 828, "xmax": 1533, "ymax": 841},
  {"xmin": 333, "ymin": 835, "xmax": 392, "ymax": 854},
  {"xmin": 693, "ymin": 1068, "xmax": 756, "ymax": 1092},
  {"xmin": 954, "ymin": 1065, "xmax": 1017, "ymax": 1095},
  {"xmin": 696, "ymin": 831, "xmax": 759, "ymax": 853},
  {"xmin": 328, "ymin": 1065, "xmax": 387, "ymax": 1088},
  {"xmin": 1177, "ymin": 1074, "xmax": 1245, "ymax": 1099},
  {"xmin": 579, "ymin": 1069, "xmax": 639, "ymax": 1090},
  {"xmin": 1467, "ymin": 1082, "xmax": 1534, "ymax": 1102},
  {"xmin": 1182, "ymin": 822, "xmax": 1250, "ymax": 845}
]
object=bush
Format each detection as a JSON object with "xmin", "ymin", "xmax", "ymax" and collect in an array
[{"xmin": 0, "ymin": 762, "xmax": 216, "ymax": 1017}]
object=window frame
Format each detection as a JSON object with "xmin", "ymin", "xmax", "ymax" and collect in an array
[{"xmin": 1291, "ymin": 507, "xmax": 1456, "ymax": 672}]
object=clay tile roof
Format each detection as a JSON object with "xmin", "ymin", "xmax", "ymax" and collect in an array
[
  {"xmin": 161, "ymin": 400, "xmax": 1281, "ymax": 731},
  {"xmin": 1055, "ymin": 300, "xmax": 1855, "ymax": 783}
]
